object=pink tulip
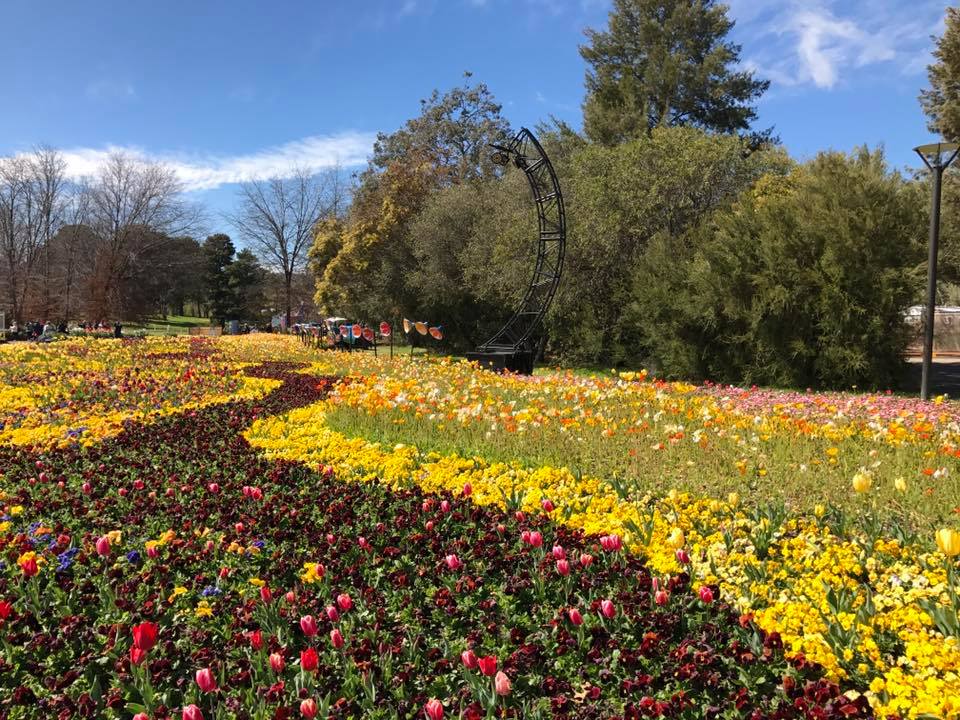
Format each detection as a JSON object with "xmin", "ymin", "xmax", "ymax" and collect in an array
[
  {"xmin": 552, "ymin": 545, "xmax": 566, "ymax": 560},
  {"xmin": 358, "ymin": 536, "xmax": 372, "ymax": 551},
  {"xmin": 285, "ymin": 590, "xmax": 296, "ymax": 604},
  {"xmin": 82, "ymin": 481, "xmax": 92, "ymax": 494},
  {"xmin": 234, "ymin": 522, "xmax": 244, "ymax": 533},
  {"xmin": 528, "ymin": 531, "xmax": 543, "ymax": 548},
  {"xmin": 494, "ymin": 670, "xmax": 511, "ymax": 696},
  {"xmin": 541, "ymin": 499, "xmax": 555, "ymax": 512},
  {"xmin": 425, "ymin": 520, "xmax": 435, "ymax": 531},
  {"xmin": 568, "ymin": 608, "xmax": 583, "ymax": 626},
  {"xmin": 326, "ymin": 533, "xmax": 335, "ymax": 544},
  {"xmin": 300, "ymin": 698, "xmax": 318, "ymax": 718},
  {"xmin": 269, "ymin": 652, "xmax": 285, "ymax": 673},
  {"xmin": 207, "ymin": 483, "xmax": 219, "ymax": 494},
  {"xmin": 556, "ymin": 559, "xmax": 570, "ymax": 576},
  {"xmin": 133, "ymin": 714, "xmax": 149, "ymax": 720},
  {"xmin": 496, "ymin": 523, "xmax": 506, "ymax": 534},
  {"xmin": 675, "ymin": 549, "xmax": 690, "ymax": 564},
  {"xmin": 579, "ymin": 553, "xmax": 593, "ymax": 568},
  {"xmin": 95, "ymin": 536, "xmax": 111, "ymax": 557},
  {"xmin": 461, "ymin": 649, "xmax": 478, "ymax": 669},
  {"xmin": 242, "ymin": 485, "xmax": 252, "ymax": 497},
  {"xmin": 462, "ymin": 483, "xmax": 472, "ymax": 497},
  {"xmin": 655, "ymin": 590, "xmax": 670, "ymax": 606},
  {"xmin": 600, "ymin": 534, "xmax": 622, "ymax": 552},
  {"xmin": 444, "ymin": 554, "xmax": 462, "ymax": 571},
  {"xmin": 422, "ymin": 500, "xmax": 432, "ymax": 513},
  {"xmin": 336, "ymin": 593, "xmax": 352, "ymax": 611},
  {"xmin": 600, "ymin": 600, "xmax": 616, "ymax": 618},
  {"xmin": 514, "ymin": 511, "xmax": 525, "ymax": 522},
  {"xmin": 424, "ymin": 699, "xmax": 444, "ymax": 720},
  {"xmin": 300, "ymin": 615, "xmax": 318, "ymax": 637},
  {"xmin": 330, "ymin": 628, "xmax": 345, "ymax": 649},
  {"xmin": 699, "ymin": 586, "xmax": 714, "ymax": 604},
  {"xmin": 521, "ymin": 530, "xmax": 531, "ymax": 545},
  {"xmin": 195, "ymin": 667, "xmax": 217, "ymax": 692},
  {"xmin": 133, "ymin": 479, "xmax": 145, "ymax": 490},
  {"xmin": 119, "ymin": 488, "xmax": 128, "ymax": 497},
  {"xmin": 325, "ymin": 605, "xmax": 340, "ymax": 622},
  {"xmin": 440, "ymin": 499, "xmax": 451, "ymax": 513},
  {"xmin": 183, "ymin": 705, "xmax": 204, "ymax": 720}
]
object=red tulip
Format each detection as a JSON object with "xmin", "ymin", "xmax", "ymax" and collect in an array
[
  {"xmin": 325, "ymin": 605, "xmax": 339, "ymax": 622},
  {"xmin": 494, "ymin": 670, "xmax": 511, "ymax": 696},
  {"xmin": 82, "ymin": 481, "xmax": 92, "ymax": 494},
  {"xmin": 300, "ymin": 699, "xmax": 318, "ymax": 718},
  {"xmin": 207, "ymin": 482, "xmax": 219, "ymax": 494},
  {"xmin": 528, "ymin": 531, "xmax": 543, "ymax": 548},
  {"xmin": 496, "ymin": 523, "xmax": 506, "ymax": 533},
  {"xmin": 330, "ymin": 628, "xmax": 345, "ymax": 649},
  {"xmin": 541, "ymin": 499, "xmax": 555, "ymax": 512},
  {"xmin": 568, "ymin": 608, "xmax": 583, "ymax": 626},
  {"xmin": 675, "ymin": 549, "xmax": 690, "ymax": 564},
  {"xmin": 260, "ymin": 586, "xmax": 273, "ymax": 603},
  {"xmin": 336, "ymin": 593, "xmax": 352, "ymax": 611},
  {"xmin": 358, "ymin": 536, "xmax": 372, "ymax": 551},
  {"xmin": 234, "ymin": 522, "xmax": 244, "ymax": 533},
  {"xmin": 133, "ymin": 713, "xmax": 149, "ymax": 720},
  {"xmin": 242, "ymin": 485, "xmax": 252, "ymax": 497},
  {"xmin": 579, "ymin": 553, "xmax": 593, "ymax": 568},
  {"xmin": 285, "ymin": 590, "xmax": 296, "ymax": 604},
  {"xmin": 132, "ymin": 621, "xmax": 158, "ymax": 652},
  {"xmin": 422, "ymin": 500, "xmax": 432, "ymax": 513},
  {"xmin": 195, "ymin": 667, "xmax": 217, "ymax": 692},
  {"xmin": 219, "ymin": 567, "xmax": 229, "ymax": 579},
  {"xmin": 461, "ymin": 649, "xmax": 478, "ymax": 669},
  {"xmin": 600, "ymin": 600, "xmax": 616, "ymax": 618},
  {"xmin": 655, "ymin": 590, "xmax": 670, "ymax": 606},
  {"xmin": 552, "ymin": 545, "xmax": 566, "ymax": 560},
  {"xmin": 130, "ymin": 646, "xmax": 147, "ymax": 666},
  {"xmin": 95, "ymin": 536, "xmax": 111, "ymax": 557},
  {"xmin": 301, "ymin": 647, "xmax": 319, "ymax": 671},
  {"xmin": 300, "ymin": 615, "xmax": 318, "ymax": 637},
  {"xmin": 251, "ymin": 487, "xmax": 263, "ymax": 501},
  {"xmin": 424, "ymin": 699, "xmax": 444, "ymax": 720},
  {"xmin": 19, "ymin": 556, "xmax": 38, "ymax": 577},
  {"xmin": 0, "ymin": 600, "xmax": 13, "ymax": 621},
  {"xmin": 133, "ymin": 479, "xmax": 145, "ymax": 490},
  {"xmin": 521, "ymin": 530, "xmax": 531, "ymax": 545},
  {"xmin": 444, "ymin": 554, "xmax": 462, "ymax": 571},
  {"xmin": 477, "ymin": 655, "xmax": 497, "ymax": 676},
  {"xmin": 699, "ymin": 586, "xmax": 715, "ymax": 604},
  {"xmin": 425, "ymin": 520, "xmax": 435, "ymax": 531},
  {"xmin": 556, "ymin": 559, "xmax": 570, "ymax": 576},
  {"xmin": 514, "ymin": 510, "xmax": 525, "ymax": 522},
  {"xmin": 146, "ymin": 545, "xmax": 159, "ymax": 559},
  {"xmin": 118, "ymin": 488, "xmax": 128, "ymax": 497},
  {"xmin": 462, "ymin": 482, "xmax": 472, "ymax": 497},
  {"xmin": 249, "ymin": 629, "xmax": 263, "ymax": 650},
  {"xmin": 269, "ymin": 652, "xmax": 285, "ymax": 673},
  {"xmin": 182, "ymin": 704, "xmax": 204, "ymax": 720}
]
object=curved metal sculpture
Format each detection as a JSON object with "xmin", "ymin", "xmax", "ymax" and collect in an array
[{"xmin": 467, "ymin": 127, "xmax": 565, "ymax": 374}]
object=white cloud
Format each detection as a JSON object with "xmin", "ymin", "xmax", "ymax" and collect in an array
[{"xmin": 58, "ymin": 131, "xmax": 376, "ymax": 192}]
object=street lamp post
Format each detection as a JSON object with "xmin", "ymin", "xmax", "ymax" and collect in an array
[{"xmin": 913, "ymin": 142, "xmax": 960, "ymax": 401}]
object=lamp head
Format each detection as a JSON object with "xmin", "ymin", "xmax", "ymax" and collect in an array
[{"xmin": 914, "ymin": 142, "xmax": 960, "ymax": 169}]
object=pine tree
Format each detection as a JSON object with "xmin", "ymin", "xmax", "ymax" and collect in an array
[
  {"xmin": 920, "ymin": 7, "xmax": 960, "ymax": 141},
  {"xmin": 580, "ymin": 0, "xmax": 770, "ymax": 146},
  {"xmin": 202, "ymin": 234, "xmax": 235, "ymax": 324}
]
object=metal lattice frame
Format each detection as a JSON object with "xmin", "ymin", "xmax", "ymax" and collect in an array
[{"xmin": 478, "ymin": 127, "xmax": 565, "ymax": 355}]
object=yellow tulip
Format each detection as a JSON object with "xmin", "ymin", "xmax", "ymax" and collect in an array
[
  {"xmin": 852, "ymin": 472, "xmax": 872, "ymax": 494},
  {"xmin": 894, "ymin": 477, "xmax": 907, "ymax": 493},
  {"xmin": 727, "ymin": 492, "xmax": 740, "ymax": 508},
  {"xmin": 936, "ymin": 528, "xmax": 960, "ymax": 557},
  {"xmin": 667, "ymin": 528, "xmax": 685, "ymax": 549},
  {"xmin": 813, "ymin": 504, "xmax": 826, "ymax": 518}
]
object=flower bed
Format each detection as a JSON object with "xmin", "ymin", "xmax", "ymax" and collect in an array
[{"xmin": 0, "ymin": 360, "xmax": 869, "ymax": 719}]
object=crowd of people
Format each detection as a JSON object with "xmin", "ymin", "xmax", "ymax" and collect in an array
[{"xmin": 2, "ymin": 320, "xmax": 123, "ymax": 342}]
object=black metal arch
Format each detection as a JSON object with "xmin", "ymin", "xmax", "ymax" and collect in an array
[{"xmin": 467, "ymin": 127, "xmax": 565, "ymax": 374}]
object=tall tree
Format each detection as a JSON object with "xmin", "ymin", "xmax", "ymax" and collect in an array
[
  {"xmin": 227, "ymin": 249, "xmax": 265, "ymax": 323},
  {"xmin": 580, "ymin": 0, "xmax": 770, "ymax": 146},
  {"xmin": 920, "ymin": 6, "xmax": 960, "ymax": 141},
  {"xmin": 203, "ymin": 234, "xmax": 236, "ymax": 325},
  {"xmin": 229, "ymin": 167, "xmax": 343, "ymax": 327}
]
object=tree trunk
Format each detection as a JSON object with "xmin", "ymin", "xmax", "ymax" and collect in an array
[{"xmin": 284, "ymin": 271, "xmax": 293, "ymax": 329}]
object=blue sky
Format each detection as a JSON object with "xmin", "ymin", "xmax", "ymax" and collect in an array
[{"xmin": 0, "ymin": 0, "xmax": 949, "ymax": 215}]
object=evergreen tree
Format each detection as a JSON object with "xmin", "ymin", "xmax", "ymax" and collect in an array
[
  {"xmin": 202, "ymin": 233, "xmax": 235, "ymax": 324},
  {"xmin": 227, "ymin": 249, "xmax": 265, "ymax": 323},
  {"xmin": 580, "ymin": 0, "xmax": 770, "ymax": 146},
  {"xmin": 920, "ymin": 7, "xmax": 960, "ymax": 141}
]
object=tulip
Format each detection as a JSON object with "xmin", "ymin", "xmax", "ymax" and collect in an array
[
  {"xmin": 675, "ymin": 548, "xmax": 690, "ymax": 564},
  {"xmin": 300, "ymin": 615, "xmax": 318, "ymax": 637},
  {"xmin": 19, "ymin": 557, "xmax": 38, "ymax": 577},
  {"xmin": 520, "ymin": 530, "xmax": 531, "ymax": 545},
  {"xmin": 204, "ymin": 540, "xmax": 214, "ymax": 553},
  {"xmin": 600, "ymin": 534, "xmax": 622, "ymax": 552},
  {"xmin": 461, "ymin": 649, "xmax": 478, "ymax": 669},
  {"xmin": 514, "ymin": 511, "xmax": 525, "ymax": 522},
  {"xmin": 600, "ymin": 600, "xmax": 616, "ymax": 618},
  {"xmin": 301, "ymin": 647, "xmax": 319, "ymax": 671},
  {"xmin": 440, "ymin": 499, "xmax": 451, "ymax": 513},
  {"xmin": 496, "ymin": 523, "xmax": 506, "ymax": 534},
  {"xmin": 285, "ymin": 590, "xmax": 296, "ymax": 604},
  {"xmin": 541, "ymin": 499, "xmax": 555, "ymax": 512},
  {"xmin": 249, "ymin": 629, "xmax": 263, "ymax": 650},
  {"xmin": 219, "ymin": 567, "xmax": 230, "ymax": 579},
  {"xmin": 260, "ymin": 586, "xmax": 273, "ymax": 603},
  {"xmin": 937, "ymin": 528, "xmax": 960, "ymax": 557},
  {"xmin": 95, "ymin": 536, "xmax": 111, "ymax": 557},
  {"xmin": 133, "ymin": 714, "xmax": 149, "ymax": 720},
  {"xmin": 425, "ymin": 521, "xmax": 435, "ymax": 531},
  {"xmin": 699, "ymin": 586, "xmax": 715, "ymax": 604},
  {"xmin": 242, "ymin": 485, "xmax": 252, "ymax": 497},
  {"xmin": 567, "ymin": 608, "xmax": 583, "ymax": 626},
  {"xmin": 130, "ymin": 646, "xmax": 147, "ymax": 666},
  {"xmin": 195, "ymin": 667, "xmax": 217, "ymax": 692},
  {"xmin": 528, "ymin": 531, "xmax": 543, "ymax": 548},
  {"xmin": 667, "ymin": 529, "xmax": 685, "ymax": 549},
  {"xmin": 556, "ymin": 559, "xmax": 570, "ymax": 576},
  {"xmin": 326, "ymin": 533, "xmax": 335, "ymax": 544},
  {"xmin": 251, "ymin": 487, "xmax": 263, "ymax": 501},
  {"xmin": 325, "ymin": 605, "xmax": 340, "ymax": 622},
  {"xmin": 146, "ymin": 545, "xmax": 159, "ymax": 559},
  {"xmin": 852, "ymin": 471, "xmax": 872, "ymax": 494},
  {"xmin": 727, "ymin": 492, "xmax": 740, "ymax": 508},
  {"xmin": 552, "ymin": 545, "xmax": 565, "ymax": 560},
  {"xmin": 579, "ymin": 553, "xmax": 593, "ymax": 568},
  {"xmin": 894, "ymin": 477, "xmax": 907, "ymax": 493},
  {"xmin": 462, "ymin": 482, "xmax": 472, "ymax": 496},
  {"xmin": 336, "ymin": 593, "xmax": 352, "ymax": 611},
  {"xmin": 0, "ymin": 600, "xmax": 12, "ymax": 620},
  {"xmin": 477, "ymin": 655, "xmax": 497, "ymax": 676},
  {"xmin": 330, "ymin": 628, "xmax": 345, "ymax": 649},
  {"xmin": 444, "ymin": 554, "xmax": 462, "ymax": 571},
  {"xmin": 132, "ymin": 621, "xmax": 158, "ymax": 652},
  {"xmin": 133, "ymin": 479, "xmax": 144, "ymax": 490},
  {"xmin": 300, "ymin": 699, "xmax": 318, "ymax": 718},
  {"xmin": 183, "ymin": 705, "xmax": 204, "ymax": 720},
  {"xmin": 269, "ymin": 652, "xmax": 285, "ymax": 673},
  {"xmin": 82, "ymin": 481, "xmax": 92, "ymax": 494},
  {"xmin": 119, "ymin": 488, "xmax": 128, "ymax": 497},
  {"xmin": 654, "ymin": 590, "xmax": 669, "ymax": 606},
  {"xmin": 494, "ymin": 670, "xmax": 511, "ymax": 696},
  {"xmin": 358, "ymin": 536, "xmax": 372, "ymax": 551},
  {"xmin": 234, "ymin": 522, "xmax": 244, "ymax": 533},
  {"xmin": 424, "ymin": 699, "xmax": 444, "ymax": 720},
  {"xmin": 422, "ymin": 500, "xmax": 432, "ymax": 513}
]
